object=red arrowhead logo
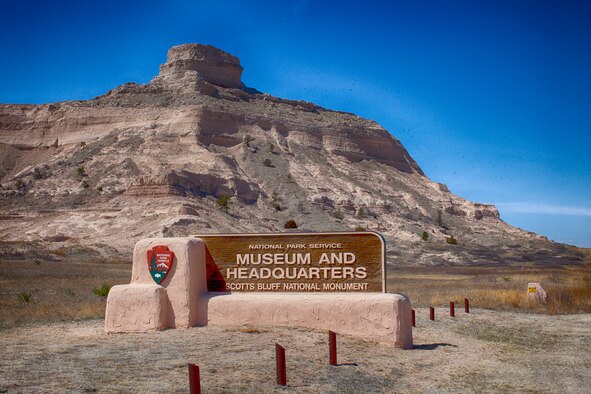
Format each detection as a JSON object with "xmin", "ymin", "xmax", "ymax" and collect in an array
[{"xmin": 147, "ymin": 245, "xmax": 175, "ymax": 284}]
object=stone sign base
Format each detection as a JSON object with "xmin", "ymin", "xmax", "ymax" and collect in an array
[
  {"xmin": 104, "ymin": 237, "xmax": 413, "ymax": 349},
  {"xmin": 206, "ymin": 292, "xmax": 412, "ymax": 348}
]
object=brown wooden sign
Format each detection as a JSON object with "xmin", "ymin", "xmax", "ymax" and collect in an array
[{"xmin": 192, "ymin": 232, "xmax": 386, "ymax": 293}]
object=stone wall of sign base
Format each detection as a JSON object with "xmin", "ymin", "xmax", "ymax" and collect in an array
[{"xmin": 105, "ymin": 237, "xmax": 413, "ymax": 349}]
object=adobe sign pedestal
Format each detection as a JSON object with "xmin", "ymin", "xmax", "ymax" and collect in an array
[{"xmin": 104, "ymin": 232, "xmax": 413, "ymax": 348}]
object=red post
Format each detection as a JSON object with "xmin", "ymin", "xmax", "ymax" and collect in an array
[
  {"xmin": 329, "ymin": 330, "xmax": 337, "ymax": 366},
  {"xmin": 450, "ymin": 301, "xmax": 455, "ymax": 317},
  {"xmin": 411, "ymin": 309, "xmax": 416, "ymax": 327},
  {"xmin": 188, "ymin": 363, "xmax": 201, "ymax": 394},
  {"xmin": 429, "ymin": 306, "xmax": 434, "ymax": 321},
  {"xmin": 464, "ymin": 298, "xmax": 470, "ymax": 313},
  {"xmin": 276, "ymin": 343, "xmax": 287, "ymax": 386}
]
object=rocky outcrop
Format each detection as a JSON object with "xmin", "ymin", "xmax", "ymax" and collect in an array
[{"xmin": 156, "ymin": 44, "xmax": 244, "ymax": 89}]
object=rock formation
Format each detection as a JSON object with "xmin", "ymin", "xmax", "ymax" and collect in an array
[{"xmin": 0, "ymin": 44, "xmax": 584, "ymax": 266}]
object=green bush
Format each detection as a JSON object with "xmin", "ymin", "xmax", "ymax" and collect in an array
[
  {"xmin": 421, "ymin": 231, "xmax": 429, "ymax": 241},
  {"xmin": 92, "ymin": 284, "xmax": 112, "ymax": 297},
  {"xmin": 332, "ymin": 211, "xmax": 343, "ymax": 220},
  {"xmin": 81, "ymin": 180, "xmax": 90, "ymax": 189},
  {"xmin": 15, "ymin": 179, "xmax": 25, "ymax": 189},
  {"xmin": 76, "ymin": 166, "xmax": 86, "ymax": 176},
  {"xmin": 18, "ymin": 292, "xmax": 32, "ymax": 303},
  {"xmin": 284, "ymin": 219, "xmax": 298, "ymax": 229},
  {"xmin": 355, "ymin": 226, "xmax": 366, "ymax": 231},
  {"xmin": 217, "ymin": 195, "xmax": 231, "ymax": 212},
  {"xmin": 446, "ymin": 236, "xmax": 458, "ymax": 245}
]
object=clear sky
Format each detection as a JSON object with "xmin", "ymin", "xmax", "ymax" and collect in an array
[{"xmin": 1, "ymin": 0, "xmax": 590, "ymax": 247}]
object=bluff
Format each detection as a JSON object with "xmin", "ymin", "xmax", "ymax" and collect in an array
[{"xmin": 0, "ymin": 44, "xmax": 583, "ymax": 266}]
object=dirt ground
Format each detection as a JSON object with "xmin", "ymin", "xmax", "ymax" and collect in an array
[{"xmin": 0, "ymin": 308, "xmax": 589, "ymax": 393}]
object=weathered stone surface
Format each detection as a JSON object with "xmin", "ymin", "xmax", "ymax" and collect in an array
[
  {"xmin": 155, "ymin": 44, "xmax": 244, "ymax": 89},
  {"xmin": 105, "ymin": 284, "xmax": 168, "ymax": 333},
  {"xmin": 131, "ymin": 238, "xmax": 208, "ymax": 328},
  {"xmin": 206, "ymin": 292, "xmax": 413, "ymax": 348}
]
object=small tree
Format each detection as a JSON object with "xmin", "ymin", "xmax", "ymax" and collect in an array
[
  {"xmin": 217, "ymin": 195, "xmax": 231, "ymax": 212},
  {"xmin": 421, "ymin": 231, "xmax": 429, "ymax": 241},
  {"xmin": 446, "ymin": 236, "xmax": 457, "ymax": 245},
  {"xmin": 284, "ymin": 219, "xmax": 298, "ymax": 229},
  {"xmin": 33, "ymin": 168, "xmax": 44, "ymax": 180}
]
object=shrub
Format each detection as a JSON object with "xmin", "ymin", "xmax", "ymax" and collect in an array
[
  {"xmin": 356, "ymin": 207, "xmax": 365, "ymax": 218},
  {"xmin": 421, "ymin": 231, "xmax": 429, "ymax": 241},
  {"xmin": 284, "ymin": 219, "xmax": 298, "ymax": 229},
  {"xmin": 92, "ymin": 284, "xmax": 112, "ymax": 297},
  {"xmin": 33, "ymin": 167, "xmax": 44, "ymax": 180},
  {"xmin": 263, "ymin": 159, "xmax": 273, "ymax": 167},
  {"xmin": 268, "ymin": 143, "xmax": 275, "ymax": 153},
  {"xmin": 65, "ymin": 289, "xmax": 76, "ymax": 297},
  {"xmin": 436, "ymin": 209, "xmax": 443, "ymax": 226},
  {"xmin": 80, "ymin": 141, "xmax": 86, "ymax": 147},
  {"xmin": 217, "ymin": 194, "xmax": 231, "ymax": 212},
  {"xmin": 243, "ymin": 134, "xmax": 255, "ymax": 147},
  {"xmin": 81, "ymin": 180, "xmax": 90, "ymax": 189},
  {"xmin": 355, "ymin": 226, "xmax": 366, "ymax": 231},
  {"xmin": 332, "ymin": 211, "xmax": 343, "ymax": 220},
  {"xmin": 97, "ymin": 186, "xmax": 103, "ymax": 192},
  {"xmin": 18, "ymin": 292, "xmax": 32, "ymax": 303},
  {"xmin": 77, "ymin": 166, "xmax": 86, "ymax": 176},
  {"xmin": 15, "ymin": 179, "xmax": 25, "ymax": 189},
  {"xmin": 446, "ymin": 236, "xmax": 458, "ymax": 245}
]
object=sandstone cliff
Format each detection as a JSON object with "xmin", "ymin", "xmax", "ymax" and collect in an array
[{"xmin": 0, "ymin": 44, "xmax": 583, "ymax": 266}]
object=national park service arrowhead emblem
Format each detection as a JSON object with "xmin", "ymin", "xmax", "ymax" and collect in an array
[{"xmin": 147, "ymin": 245, "xmax": 175, "ymax": 284}]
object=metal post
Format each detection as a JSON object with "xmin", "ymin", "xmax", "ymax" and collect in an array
[
  {"xmin": 430, "ymin": 306, "xmax": 434, "ymax": 321},
  {"xmin": 188, "ymin": 363, "xmax": 201, "ymax": 394},
  {"xmin": 329, "ymin": 331, "xmax": 337, "ymax": 366},
  {"xmin": 464, "ymin": 298, "xmax": 470, "ymax": 313},
  {"xmin": 276, "ymin": 343, "xmax": 287, "ymax": 386},
  {"xmin": 411, "ymin": 309, "xmax": 416, "ymax": 327},
  {"xmin": 450, "ymin": 301, "xmax": 455, "ymax": 317}
]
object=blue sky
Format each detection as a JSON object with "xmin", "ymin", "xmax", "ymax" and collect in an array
[{"xmin": 1, "ymin": 0, "xmax": 590, "ymax": 247}]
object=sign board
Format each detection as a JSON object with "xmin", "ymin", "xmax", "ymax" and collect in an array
[
  {"xmin": 192, "ymin": 232, "xmax": 386, "ymax": 292},
  {"xmin": 527, "ymin": 282, "xmax": 547, "ymax": 303},
  {"xmin": 147, "ymin": 245, "xmax": 175, "ymax": 284}
]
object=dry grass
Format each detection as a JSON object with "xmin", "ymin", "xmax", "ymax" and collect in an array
[
  {"xmin": 0, "ymin": 258, "xmax": 130, "ymax": 329},
  {"xmin": 388, "ymin": 264, "xmax": 591, "ymax": 314}
]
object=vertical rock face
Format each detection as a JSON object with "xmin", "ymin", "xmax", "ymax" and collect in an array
[
  {"xmin": 156, "ymin": 44, "xmax": 244, "ymax": 88},
  {"xmin": 0, "ymin": 43, "xmax": 584, "ymax": 266}
]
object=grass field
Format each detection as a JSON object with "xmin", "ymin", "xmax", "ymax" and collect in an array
[
  {"xmin": 1, "ymin": 251, "xmax": 590, "ymax": 329},
  {"xmin": 387, "ymin": 263, "xmax": 591, "ymax": 315},
  {"xmin": 0, "ymin": 258, "xmax": 130, "ymax": 329}
]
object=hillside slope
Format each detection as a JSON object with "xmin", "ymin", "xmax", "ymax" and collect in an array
[{"xmin": 0, "ymin": 44, "xmax": 583, "ymax": 266}]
